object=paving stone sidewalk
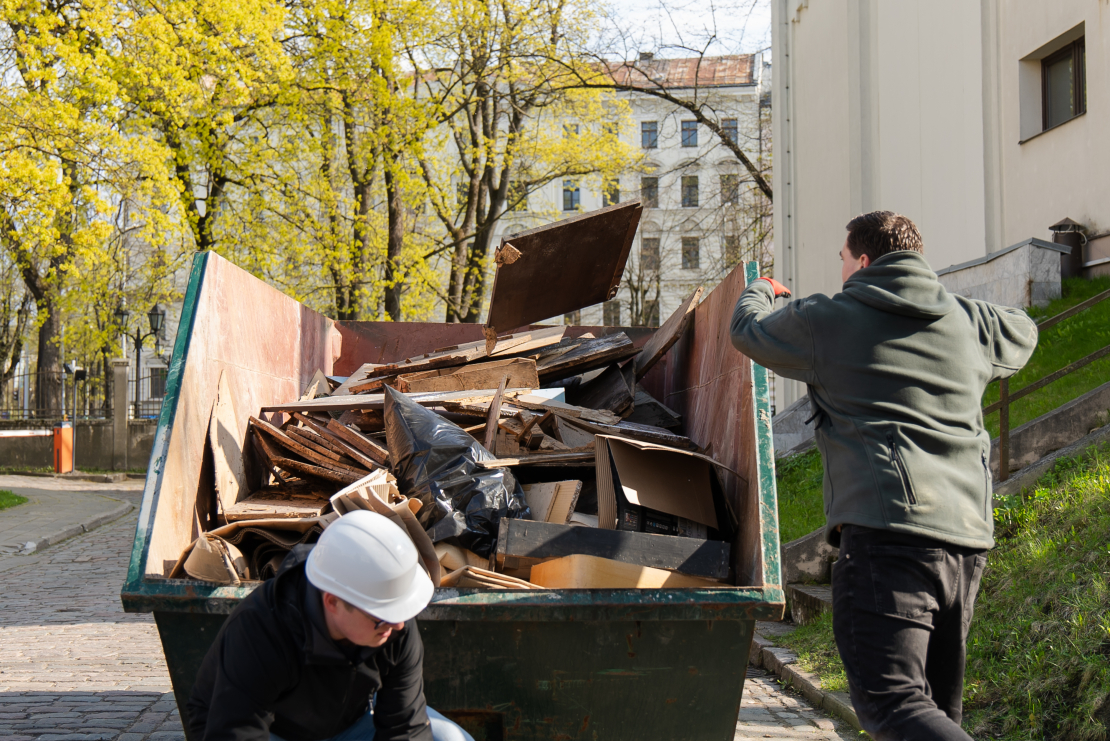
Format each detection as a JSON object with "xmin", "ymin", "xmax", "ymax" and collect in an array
[{"xmin": 0, "ymin": 479, "xmax": 856, "ymax": 741}]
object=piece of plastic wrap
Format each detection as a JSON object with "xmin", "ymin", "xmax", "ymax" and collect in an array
[{"xmin": 384, "ymin": 387, "xmax": 530, "ymax": 557}]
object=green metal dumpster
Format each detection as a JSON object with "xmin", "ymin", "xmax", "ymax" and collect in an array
[{"xmin": 121, "ymin": 250, "xmax": 784, "ymax": 741}]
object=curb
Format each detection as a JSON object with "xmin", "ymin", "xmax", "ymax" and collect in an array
[
  {"xmin": 749, "ymin": 631, "xmax": 862, "ymax": 733},
  {"xmin": 17, "ymin": 500, "xmax": 135, "ymax": 555},
  {"xmin": 2, "ymin": 471, "xmax": 136, "ymax": 484}
]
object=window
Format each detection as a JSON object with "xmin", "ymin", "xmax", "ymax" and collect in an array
[
  {"xmin": 681, "ymin": 237, "xmax": 700, "ymax": 270},
  {"xmin": 149, "ymin": 367, "xmax": 167, "ymax": 399},
  {"xmin": 603, "ymin": 178, "xmax": 620, "ymax": 206},
  {"xmin": 1043, "ymin": 38, "xmax": 1085, "ymax": 130},
  {"xmin": 641, "ymin": 121, "xmax": 658, "ymax": 149},
  {"xmin": 508, "ymin": 180, "xmax": 528, "ymax": 211},
  {"xmin": 720, "ymin": 174, "xmax": 739, "ymax": 205},
  {"xmin": 564, "ymin": 310, "xmax": 581, "ymax": 325},
  {"xmin": 640, "ymin": 177, "xmax": 659, "ymax": 208},
  {"xmin": 724, "ymin": 235, "xmax": 741, "ymax": 268},
  {"xmin": 564, "ymin": 123, "xmax": 579, "ymax": 137},
  {"xmin": 642, "ymin": 299, "xmax": 660, "ymax": 327},
  {"xmin": 603, "ymin": 299, "xmax": 621, "ymax": 326},
  {"xmin": 681, "ymin": 120, "xmax": 698, "ymax": 147},
  {"xmin": 681, "ymin": 176, "xmax": 699, "ymax": 208},
  {"xmin": 722, "ymin": 118, "xmax": 738, "ymax": 144},
  {"xmin": 640, "ymin": 237, "xmax": 660, "ymax": 272},
  {"xmin": 562, "ymin": 180, "xmax": 580, "ymax": 211}
]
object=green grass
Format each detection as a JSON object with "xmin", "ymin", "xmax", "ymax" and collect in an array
[
  {"xmin": 0, "ymin": 490, "xmax": 28, "ymax": 511},
  {"xmin": 771, "ymin": 443, "xmax": 1110, "ymax": 740},
  {"xmin": 963, "ymin": 442, "xmax": 1110, "ymax": 740},
  {"xmin": 775, "ymin": 610, "xmax": 848, "ymax": 693},
  {"xmin": 775, "ymin": 448, "xmax": 825, "ymax": 544},
  {"xmin": 983, "ymin": 276, "xmax": 1110, "ymax": 438}
]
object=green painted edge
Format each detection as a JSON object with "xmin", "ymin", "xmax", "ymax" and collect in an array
[
  {"xmin": 121, "ymin": 252, "xmax": 256, "ymax": 607},
  {"xmin": 745, "ymin": 262, "xmax": 783, "ymax": 595}
]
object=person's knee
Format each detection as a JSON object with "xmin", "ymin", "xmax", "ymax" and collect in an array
[{"xmin": 427, "ymin": 708, "xmax": 475, "ymax": 741}]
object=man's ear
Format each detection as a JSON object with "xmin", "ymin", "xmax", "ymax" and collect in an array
[
  {"xmin": 860, "ymin": 254, "xmax": 871, "ymax": 269},
  {"xmin": 321, "ymin": 591, "xmax": 340, "ymax": 614}
]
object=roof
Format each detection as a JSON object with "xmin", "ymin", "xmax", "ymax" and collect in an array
[{"xmin": 606, "ymin": 55, "xmax": 755, "ymax": 90}]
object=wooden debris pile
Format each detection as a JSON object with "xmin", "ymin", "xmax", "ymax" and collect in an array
[{"xmin": 176, "ymin": 283, "xmax": 738, "ymax": 592}]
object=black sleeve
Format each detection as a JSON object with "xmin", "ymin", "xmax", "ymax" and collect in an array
[
  {"xmin": 373, "ymin": 620, "xmax": 434, "ymax": 741},
  {"xmin": 186, "ymin": 605, "xmax": 299, "ymax": 741}
]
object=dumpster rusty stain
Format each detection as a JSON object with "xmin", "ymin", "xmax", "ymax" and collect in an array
[{"xmin": 625, "ymin": 634, "xmax": 636, "ymax": 659}]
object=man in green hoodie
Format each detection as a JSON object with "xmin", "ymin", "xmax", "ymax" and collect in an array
[{"xmin": 730, "ymin": 211, "xmax": 1037, "ymax": 741}]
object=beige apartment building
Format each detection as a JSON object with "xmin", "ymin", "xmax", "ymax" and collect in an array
[{"xmin": 771, "ymin": 0, "xmax": 1109, "ymax": 407}]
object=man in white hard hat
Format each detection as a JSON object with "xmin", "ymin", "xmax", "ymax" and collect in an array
[{"xmin": 186, "ymin": 510, "xmax": 473, "ymax": 741}]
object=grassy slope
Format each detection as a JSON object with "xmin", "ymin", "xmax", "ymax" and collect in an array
[
  {"xmin": 982, "ymin": 276, "xmax": 1110, "ymax": 438},
  {"xmin": 775, "ymin": 448, "xmax": 825, "ymax": 544},
  {"xmin": 774, "ymin": 444, "xmax": 1110, "ymax": 741},
  {"xmin": 0, "ymin": 490, "xmax": 28, "ymax": 511}
]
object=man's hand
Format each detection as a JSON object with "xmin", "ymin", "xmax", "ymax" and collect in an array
[{"xmin": 758, "ymin": 277, "xmax": 791, "ymax": 299}]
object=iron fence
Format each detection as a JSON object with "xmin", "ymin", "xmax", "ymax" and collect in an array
[{"xmin": 0, "ymin": 365, "xmax": 169, "ymax": 422}]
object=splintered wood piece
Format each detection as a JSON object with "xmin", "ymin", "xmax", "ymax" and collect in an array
[
  {"xmin": 565, "ymin": 364, "xmax": 634, "ymax": 418},
  {"xmin": 223, "ymin": 493, "xmax": 330, "ymax": 522},
  {"xmin": 397, "ymin": 357, "xmax": 539, "ymax": 394},
  {"xmin": 251, "ymin": 416, "xmax": 370, "ymax": 479},
  {"xmin": 625, "ymin": 388, "xmax": 683, "ymax": 429},
  {"xmin": 494, "ymin": 519, "xmax": 730, "ymax": 577},
  {"xmin": 338, "ymin": 409, "xmax": 385, "ymax": 432},
  {"xmin": 483, "ymin": 376, "xmax": 511, "ymax": 451},
  {"xmin": 293, "ymin": 413, "xmax": 384, "ymax": 471},
  {"xmin": 522, "ymin": 480, "xmax": 582, "ymax": 524},
  {"xmin": 274, "ymin": 456, "xmax": 363, "ymax": 485},
  {"xmin": 326, "ymin": 418, "xmax": 390, "ymax": 466},
  {"xmin": 536, "ymin": 333, "xmax": 641, "ymax": 383},
  {"xmin": 331, "ymin": 363, "xmax": 390, "ymax": 397},
  {"xmin": 510, "ymin": 394, "xmax": 621, "ymax": 426},
  {"xmin": 635, "ymin": 286, "xmax": 704, "ymax": 379},
  {"xmin": 476, "ymin": 450, "xmax": 596, "ymax": 468},
  {"xmin": 348, "ymin": 374, "xmax": 399, "ymax": 394},
  {"xmin": 249, "ymin": 427, "xmax": 289, "ymax": 487},
  {"xmin": 556, "ymin": 415, "xmax": 697, "ymax": 451},
  {"xmin": 551, "ymin": 416, "xmax": 595, "ymax": 449},
  {"xmin": 284, "ymin": 426, "xmax": 342, "ymax": 462},
  {"xmin": 516, "ymin": 410, "xmax": 545, "ymax": 442},
  {"xmin": 300, "ymin": 369, "xmax": 330, "ymax": 400}
]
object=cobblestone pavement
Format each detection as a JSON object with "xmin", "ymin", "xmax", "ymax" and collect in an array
[{"xmin": 0, "ymin": 481, "xmax": 857, "ymax": 741}]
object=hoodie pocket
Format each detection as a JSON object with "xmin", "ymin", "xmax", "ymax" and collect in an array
[{"xmin": 886, "ymin": 432, "xmax": 918, "ymax": 507}]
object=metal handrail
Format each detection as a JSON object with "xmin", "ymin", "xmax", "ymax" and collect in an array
[{"xmin": 985, "ymin": 287, "xmax": 1110, "ymax": 481}]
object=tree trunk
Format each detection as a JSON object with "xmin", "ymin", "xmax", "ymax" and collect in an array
[
  {"xmin": 34, "ymin": 306, "xmax": 62, "ymax": 417},
  {"xmin": 383, "ymin": 158, "xmax": 405, "ymax": 321}
]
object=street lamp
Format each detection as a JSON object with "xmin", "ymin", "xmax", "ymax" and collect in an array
[{"xmin": 116, "ymin": 303, "xmax": 166, "ymax": 419}]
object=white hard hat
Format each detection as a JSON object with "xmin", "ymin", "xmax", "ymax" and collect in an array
[{"xmin": 306, "ymin": 510, "xmax": 434, "ymax": 624}]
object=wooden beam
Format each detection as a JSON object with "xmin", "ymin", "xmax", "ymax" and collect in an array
[
  {"xmin": 635, "ymin": 286, "xmax": 704, "ymax": 379},
  {"xmin": 483, "ymin": 375, "xmax": 510, "ymax": 451},
  {"xmin": 325, "ymin": 418, "xmax": 390, "ymax": 466}
]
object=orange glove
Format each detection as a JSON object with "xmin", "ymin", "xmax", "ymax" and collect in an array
[{"xmin": 758, "ymin": 277, "xmax": 791, "ymax": 299}]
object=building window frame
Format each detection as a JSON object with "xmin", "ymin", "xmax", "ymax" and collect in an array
[
  {"xmin": 681, "ymin": 237, "xmax": 700, "ymax": 270},
  {"xmin": 640, "ymin": 176, "xmax": 659, "ymax": 208},
  {"xmin": 640, "ymin": 237, "xmax": 661, "ymax": 273},
  {"xmin": 1042, "ymin": 37, "xmax": 1085, "ymax": 132},
  {"xmin": 641, "ymin": 121, "xmax": 658, "ymax": 149},
  {"xmin": 562, "ymin": 180, "xmax": 580, "ymax": 211},
  {"xmin": 681, "ymin": 120, "xmax": 698, "ymax": 148},
  {"xmin": 722, "ymin": 118, "xmax": 738, "ymax": 144},
  {"xmin": 681, "ymin": 175, "xmax": 699, "ymax": 208}
]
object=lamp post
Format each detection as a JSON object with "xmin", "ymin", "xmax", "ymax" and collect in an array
[{"xmin": 114, "ymin": 303, "xmax": 166, "ymax": 419}]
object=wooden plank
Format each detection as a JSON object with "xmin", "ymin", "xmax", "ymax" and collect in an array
[
  {"xmin": 476, "ymin": 450, "xmax": 596, "ymax": 468},
  {"xmin": 625, "ymin": 388, "xmax": 682, "ymax": 429},
  {"xmin": 494, "ymin": 520, "xmax": 731, "ymax": 578},
  {"xmin": 325, "ymin": 418, "xmax": 390, "ymax": 466},
  {"xmin": 529, "ymin": 554, "xmax": 727, "ymax": 589},
  {"xmin": 557, "ymin": 415, "xmax": 697, "ymax": 451},
  {"xmin": 565, "ymin": 363, "xmax": 634, "ymax": 417},
  {"xmin": 208, "ymin": 371, "xmax": 246, "ymax": 512},
  {"xmin": 284, "ymin": 426, "xmax": 343, "ymax": 462},
  {"xmin": 521, "ymin": 480, "xmax": 581, "ymax": 523},
  {"xmin": 398, "ymin": 357, "xmax": 539, "ymax": 394},
  {"xmin": 536, "ymin": 332, "xmax": 640, "ymax": 383},
  {"xmin": 551, "ymin": 416, "xmax": 595, "ymax": 449},
  {"xmin": 330, "ymin": 363, "xmax": 389, "ymax": 397},
  {"xmin": 223, "ymin": 493, "xmax": 330, "ymax": 522},
  {"xmin": 292, "ymin": 413, "xmax": 384, "ymax": 471},
  {"xmin": 511, "ymin": 394, "xmax": 621, "ymax": 426},
  {"xmin": 261, "ymin": 387, "xmax": 533, "ymax": 414},
  {"xmin": 483, "ymin": 375, "xmax": 510, "ymax": 451},
  {"xmin": 250, "ymin": 416, "xmax": 369, "ymax": 478},
  {"xmin": 635, "ymin": 286, "xmax": 704, "ymax": 379},
  {"xmin": 273, "ymin": 455, "xmax": 363, "ymax": 485}
]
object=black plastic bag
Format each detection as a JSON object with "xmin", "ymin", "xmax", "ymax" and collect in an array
[{"xmin": 384, "ymin": 387, "xmax": 530, "ymax": 557}]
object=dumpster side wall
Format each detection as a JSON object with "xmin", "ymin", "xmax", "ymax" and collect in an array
[{"xmin": 143, "ymin": 253, "xmax": 339, "ymax": 577}]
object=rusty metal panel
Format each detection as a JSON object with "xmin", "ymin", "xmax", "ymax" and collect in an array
[{"xmin": 483, "ymin": 201, "xmax": 642, "ymax": 341}]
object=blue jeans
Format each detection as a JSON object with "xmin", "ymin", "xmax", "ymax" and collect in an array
[{"xmin": 272, "ymin": 707, "xmax": 473, "ymax": 741}]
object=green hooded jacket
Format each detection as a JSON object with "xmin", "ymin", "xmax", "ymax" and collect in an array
[{"xmin": 730, "ymin": 251, "xmax": 1038, "ymax": 549}]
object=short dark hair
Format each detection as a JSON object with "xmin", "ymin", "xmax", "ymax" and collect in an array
[{"xmin": 845, "ymin": 211, "xmax": 923, "ymax": 261}]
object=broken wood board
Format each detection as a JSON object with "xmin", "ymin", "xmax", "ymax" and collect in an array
[
  {"xmin": 440, "ymin": 565, "xmax": 542, "ymax": 590},
  {"xmin": 223, "ymin": 492, "xmax": 331, "ymax": 522},
  {"xmin": 536, "ymin": 333, "xmax": 641, "ymax": 383},
  {"xmin": 521, "ymin": 480, "xmax": 582, "ymax": 524},
  {"xmin": 476, "ymin": 450, "xmax": 596, "ymax": 468},
  {"xmin": 494, "ymin": 519, "xmax": 731, "ymax": 578},
  {"xmin": 262, "ymin": 388, "xmax": 534, "ymax": 414},
  {"xmin": 483, "ymin": 376, "xmax": 510, "ymax": 451},
  {"xmin": 208, "ymin": 371, "xmax": 246, "ymax": 512},
  {"xmin": 634, "ymin": 286, "xmax": 704, "ymax": 379},
  {"xmin": 250, "ymin": 416, "xmax": 370, "ymax": 479},
  {"xmin": 330, "ymin": 363, "xmax": 389, "ymax": 397},
  {"xmin": 624, "ymin": 388, "xmax": 682, "ymax": 429},
  {"xmin": 559, "ymin": 416, "xmax": 696, "ymax": 451},
  {"xmin": 291, "ymin": 413, "xmax": 386, "ymax": 470},
  {"xmin": 397, "ymin": 357, "xmax": 539, "ymax": 394},
  {"xmin": 511, "ymin": 394, "xmax": 621, "ymax": 426},
  {"xmin": 548, "ymin": 416, "xmax": 595, "ymax": 449},
  {"xmin": 300, "ymin": 369, "xmax": 331, "ymax": 400},
  {"xmin": 529, "ymin": 554, "xmax": 729, "ymax": 589},
  {"xmin": 564, "ymin": 363, "xmax": 634, "ymax": 418},
  {"xmin": 483, "ymin": 201, "xmax": 643, "ymax": 347}
]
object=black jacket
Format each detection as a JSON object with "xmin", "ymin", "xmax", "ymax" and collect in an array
[{"xmin": 186, "ymin": 545, "xmax": 433, "ymax": 741}]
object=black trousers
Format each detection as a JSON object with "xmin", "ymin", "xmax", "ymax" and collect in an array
[{"xmin": 831, "ymin": 524, "xmax": 987, "ymax": 741}]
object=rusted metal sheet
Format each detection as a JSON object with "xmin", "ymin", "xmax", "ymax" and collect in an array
[{"xmin": 483, "ymin": 201, "xmax": 642, "ymax": 346}]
